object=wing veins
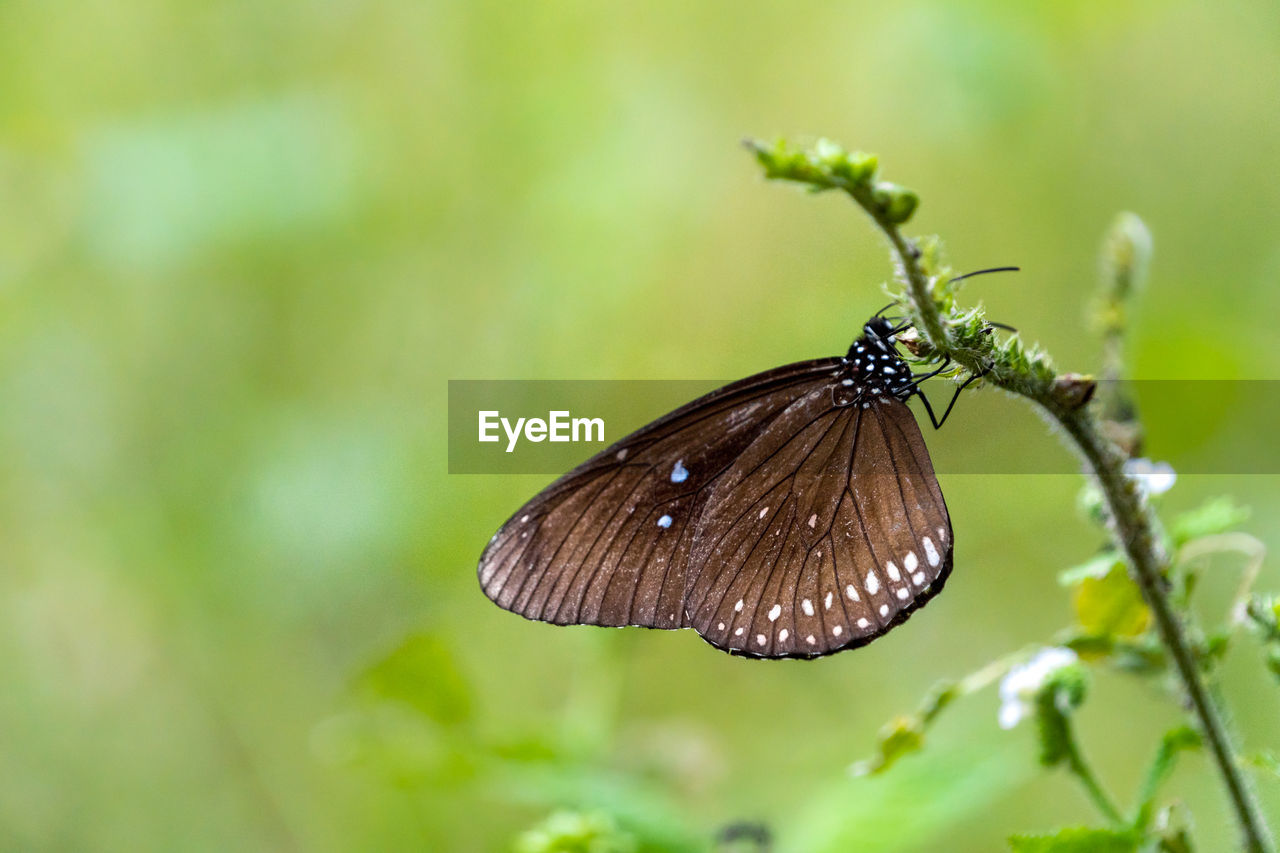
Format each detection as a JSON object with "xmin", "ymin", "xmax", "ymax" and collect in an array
[
  {"xmin": 870, "ymin": 403, "xmax": 927, "ymax": 566},
  {"xmin": 693, "ymin": 410, "xmax": 846, "ymax": 631},
  {"xmin": 512, "ymin": 465, "xmax": 629, "ymax": 614}
]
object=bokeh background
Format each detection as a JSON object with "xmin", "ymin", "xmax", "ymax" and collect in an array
[{"xmin": 3, "ymin": 1, "xmax": 1279, "ymax": 850}]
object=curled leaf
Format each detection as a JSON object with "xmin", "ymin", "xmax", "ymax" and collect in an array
[
  {"xmin": 1170, "ymin": 496, "xmax": 1249, "ymax": 547},
  {"xmin": 850, "ymin": 715, "xmax": 925, "ymax": 777},
  {"xmin": 1073, "ymin": 563, "xmax": 1150, "ymax": 639}
]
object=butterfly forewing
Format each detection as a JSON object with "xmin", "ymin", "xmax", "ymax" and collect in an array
[{"xmin": 477, "ymin": 359, "xmax": 843, "ymax": 630}]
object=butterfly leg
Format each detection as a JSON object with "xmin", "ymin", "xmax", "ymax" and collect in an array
[
  {"xmin": 908, "ymin": 356, "xmax": 952, "ymax": 385},
  {"xmin": 914, "ymin": 365, "xmax": 988, "ymax": 429}
]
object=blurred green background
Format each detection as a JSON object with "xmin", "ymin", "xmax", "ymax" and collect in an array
[{"xmin": 3, "ymin": 0, "xmax": 1279, "ymax": 850}]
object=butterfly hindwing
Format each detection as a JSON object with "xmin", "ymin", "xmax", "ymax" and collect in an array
[{"xmin": 685, "ymin": 391, "xmax": 953, "ymax": 658}]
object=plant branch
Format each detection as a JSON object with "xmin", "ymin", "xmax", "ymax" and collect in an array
[
  {"xmin": 1063, "ymin": 726, "xmax": 1127, "ymax": 828},
  {"xmin": 747, "ymin": 138, "xmax": 1275, "ymax": 853}
]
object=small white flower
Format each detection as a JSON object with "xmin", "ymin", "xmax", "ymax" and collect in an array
[
  {"xmin": 998, "ymin": 647, "xmax": 1078, "ymax": 730},
  {"xmin": 1122, "ymin": 458, "xmax": 1176, "ymax": 496}
]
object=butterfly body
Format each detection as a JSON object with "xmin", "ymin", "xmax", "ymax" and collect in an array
[{"xmin": 478, "ymin": 318, "xmax": 953, "ymax": 659}]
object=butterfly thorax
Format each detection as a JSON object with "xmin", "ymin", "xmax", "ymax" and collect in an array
[{"xmin": 842, "ymin": 317, "xmax": 915, "ymax": 402}]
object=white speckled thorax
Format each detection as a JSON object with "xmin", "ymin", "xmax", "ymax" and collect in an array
[{"xmin": 840, "ymin": 317, "xmax": 915, "ymax": 402}]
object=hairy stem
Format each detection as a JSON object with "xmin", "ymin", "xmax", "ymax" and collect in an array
[
  {"xmin": 870, "ymin": 203, "xmax": 1274, "ymax": 853},
  {"xmin": 749, "ymin": 138, "xmax": 1273, "ymax": 850}
]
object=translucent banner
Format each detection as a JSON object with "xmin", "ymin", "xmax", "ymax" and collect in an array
[{"xmin": 447, "ymin": 380, "xmax": 1280, "ymax": 475}]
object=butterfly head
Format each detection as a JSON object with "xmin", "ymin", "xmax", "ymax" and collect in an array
[{"xmin": 862, "ymin": 316, "xmax": 897, "ymax": 344}]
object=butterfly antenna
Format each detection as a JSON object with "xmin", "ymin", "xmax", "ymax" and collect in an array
[
  {"xmin": 873, "ymin": 300, "xmax": 897, "ymax": 318},
  {"xmin": 949, "ymin": 265, "xmax": 1020, "ymax": 284}
]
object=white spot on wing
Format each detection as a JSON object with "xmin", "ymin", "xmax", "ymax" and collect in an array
[
  {"xmin": 886, "ymin": 561, "xmax": 901, "ymax": 582},
  {"xmin": 778, "ymin": 629, "xmax": 789, "ymax": 643},
  {"xmin": 832, "ymin": 625, "xmax": 843, "ymax": 637},
  {"xmin": 912, "ymin": 571, "xmax": 926, "ymax": 585},
  {"xmin": 807, "ymin": 513, "xmax": 818, "ymax": 528},
  {"xmin": 767, "ymin": 604, "xmax": 782, "ymax": 622},
  {"xmin": 857, "ymin": 617, "xmax": 870, "ymax": 629},
  {"xmin": 923, "ymin": 537, "xmax": 940, "ymax": 567},
  {"xmin": 802, "ymin": 598, "xmax": 814, "ymax": 616},
  {"xmin": 865, "ymin": 572, "xmax": 880, "ymax": 595},
  {"xmin": 756, "ymin": 633, "xmax": 767, "ymax": 647},
  {"xmin": 806, "ymin": 634, "xmax": 816, "ymax": 645},
  {"xmin": 734, "ymin": 627, "xmax": 744, "ymax": 636},
  {"xmin": 734, "ymin": 599, "xmax": 744, "ymax": 612},
  {"xmin": 717, "ymin": 622, "xmax": 725, "ymax": 631},
  {"xmin": 896, "ymin": 587, "xmax": 909, "ymax": 600},
  {"xmin": 904, "ymin": 551, "xmax": 918, "ymax": 572},
  {"xmin": 616, "ymin": 448, "xmax": 627, "ymax": 461},
  {"xmin": 824, "ymin": 591, "xmax": 833, "ymax": 610},
  {"xmin": 521, "ymin": 515, "xmax": 529, "ymax": 523},
  {"xmin": 845, "ymin": 584, "xmax": 860, "ymax": 602},
  {"xmin": 758, "ymin": 506, "xmax": 769, "ymax": 519},
  {"xmin": 879, "ymin": 603, "xmax": 889, "ymax": 617},
  {"xmin": 670, "ymin": 459, "xmax": 689, "ymax": 483}
]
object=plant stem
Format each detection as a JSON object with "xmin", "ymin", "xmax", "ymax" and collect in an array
[
  {"xmin": 1063, "ymin": 726, "xmax": 1126, "ymax": 827},
  {"xmin": 749, "ymin": 139, "xmax": 1273, "ymax": 850},
  {"xmin": 862, "ymin": 203, "xmax": 1275, "ymax": 853}
]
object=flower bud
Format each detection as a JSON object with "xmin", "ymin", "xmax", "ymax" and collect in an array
[
  {"xmin": 873, "ymin": 182, "xmax": 919, "ymax": 224},
  {"xmin": 1102, "ymin": 212, "xmax": 1153, "ymax": 298}
]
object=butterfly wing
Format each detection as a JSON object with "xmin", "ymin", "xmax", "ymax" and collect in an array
[
  {"xmin": 685, "ymin": 393, "xmax": 953, "ymax": 658},
  {"xmin": 477, "ymin": 359, "xmax": 843, "ymax": 630}
]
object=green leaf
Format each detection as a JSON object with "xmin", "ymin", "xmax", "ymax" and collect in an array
[
  {"xmin": 1245, "ymin": 594, "xmax": 1280, "ymax": 641},
  {"xmin": 851, "ymin": 678, "xmax": 965, "ymax": 776},
  {"xmin": 1032, "ymin": 664, "xmax": 1088, "ymax": 767},
  {"xmin": 515, "ymin": 810, "xmax": 638, "ymax": 853},
  {"xmin": 1008, "ymin": 827, "xmax": 1140, "ymax": 852},
  {"xmin": 355, "ymin": 632, "xmax": 472, "ymax": 726},
  {"xmin": 1135, "ymin": 726, "xmax": 1202, "ymax": 829},
  {"xmin": 1170, "ymin": 496, "xmax": 1250, "ymax": 546},
  {"xmin": 1072, "ymin": 563, "xmax": 1150, "ymax": 638},
  {"xmin": 851, "ymin": 715, "xmax": 925, "ymax": 776},
  {"xmin": 1059, "ymin": 552, "xmax": 1122, "ymax": 586},
  {"xmin": 1266, "ymin": 646, "xmax": 1280, "ymax": 682},
  {"xmin": 1059, "ymin": 632, "xmax": 1165, "ymax": 673},
  {"xmin": 1244, "ymin": 751, "xmax": 1280, "ymax": 780}
]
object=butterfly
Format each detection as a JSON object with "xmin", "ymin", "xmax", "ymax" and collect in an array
[{"xmin": 477, "ymin": 314, "xmax": 972, "ymax": 659}]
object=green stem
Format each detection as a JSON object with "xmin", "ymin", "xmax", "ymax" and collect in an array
[
  {"xmin": 750, "ymin": 139, "xmax": 1274, "ymax": 850},
  {"xmin": 1057, "ymin": 413, "xmax": 1272, "ymax": 852},
  {"xmin": 864, "ymin": 199, "xmax": 1275, "ymax": 853},
  {"xmin": 1063, "ymin": 728, "xmax": 1126, "ymax": 827}
]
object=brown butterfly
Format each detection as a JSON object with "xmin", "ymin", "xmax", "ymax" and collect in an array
[{"xmin": 478, "ymin": 316, "xmax": 960, "ymax": 659}]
